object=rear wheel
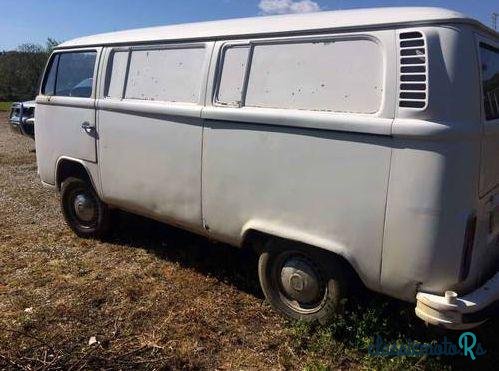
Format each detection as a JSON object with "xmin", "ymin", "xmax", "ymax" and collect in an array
[
  {"xmin": 258, "ymin": 239, "xmax": 346, "ymax": 323},
  {"xmin": 60, "ymin": 177, "xmax": 110, "ymax": 238}
]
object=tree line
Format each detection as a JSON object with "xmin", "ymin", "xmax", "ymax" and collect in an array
[{"xmin": 0, "ymin": 38, "xmax": 58, "ymax": 102}]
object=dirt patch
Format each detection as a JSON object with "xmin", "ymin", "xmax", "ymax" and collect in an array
[{"xmin": 0, "ymin": 112, "xmax": 498, "ymax": 370}]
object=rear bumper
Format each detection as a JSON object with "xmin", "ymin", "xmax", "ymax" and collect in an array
[
  {"xmin": 9, "ymin": 119, "xmax": 23, "ymax": 135},
  {"xmin": 9, "ymin": 118, "xmax": 34, "ymax": 138},
  {"xmin": 415, "ymin": 272, "xmax": 499, "ymax": 329}
]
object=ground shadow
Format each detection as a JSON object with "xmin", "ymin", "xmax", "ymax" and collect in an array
[{"xmin": 106, "ymin": 210, "xmax": 262, "ymax": 298}]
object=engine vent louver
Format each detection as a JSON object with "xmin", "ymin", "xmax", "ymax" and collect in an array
[{"xmin": 399, "ymin": 31, "xmax": 427, "ymax": 109}]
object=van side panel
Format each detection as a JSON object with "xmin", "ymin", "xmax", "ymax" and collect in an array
[
  {"xmin": 381, "ymin": 26, "xmax": 484, "ymax": 301},
  {"xmin": 200, "ymin": 31, "xmax": 395, "ymax": 291},
  {"xmin": 96, "ymin": 43, "xmax": 212, "ymax": 231},
  {"xmin": 381, "ymin": 138, "xmax": 480, "ymax": 299},
  {"xmin": 98, "ymin": 102, "xmax": 204, "ymax": 231},
  {"xmin": 35, "ymin": 48, "xmax": 102, "ymax": 185},
  {"xmin": 202, "ymin": 121, "xmax": 392, "ymax": 290}
]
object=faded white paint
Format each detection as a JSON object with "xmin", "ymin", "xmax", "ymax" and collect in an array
[
  {"xmin": 125, "ymin": 46, "xmax": 206, "ymax": 103},
  {"xmin": 56, "ymin": 8, "xmax": 493, "ymax": 49},
  {"xmin": 246, "ymin": 39, "xmax": 382, "ymax": 113},
  {"xmin": 105, "ymin": 50, "xmax": 128, "ymax": 98},
  {"xmin": 35, "ymin": 8, "xmax": 499, "ymax": 329},
  {"xmin": 217, "ymin": 46, "xmax": 249, "ymax": 106}
]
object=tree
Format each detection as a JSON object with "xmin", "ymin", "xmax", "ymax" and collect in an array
[
  {"xmin": 0, "ymin": 38, "xmax": 59, "ymax": 101},
  {"xmin": 46, "ymin": 38, "xmax": 59, "ymax": 52}
]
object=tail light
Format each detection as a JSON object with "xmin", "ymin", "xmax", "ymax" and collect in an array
[{"xmin": 459, "ymin": 214, "xmax": 477, "ymax": 281}]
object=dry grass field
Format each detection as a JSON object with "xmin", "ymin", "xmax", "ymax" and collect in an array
[{"xmin": 0, "ymin": 111, "xmax": 498, "ymax": 370}]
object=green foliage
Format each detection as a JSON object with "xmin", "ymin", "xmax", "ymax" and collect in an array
[
  {"xmin": 0, "ymin": 38, "xmax": 59, "ymax": 101},
  {"xmin": 288, "ymin": 292, "xmax": 499, "ymax": 370},
  {"xmin": 0, "ymin": 101, "xmax": 13, "ymax": 111}
]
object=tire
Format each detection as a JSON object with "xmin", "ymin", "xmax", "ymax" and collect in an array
[
  {"xmin": 60, "ymin": 177, "xmax": 110, "ymax": 239},
  {"xmin": 258, "ymin": 239, "xmax": 346, "ymax": 323}
]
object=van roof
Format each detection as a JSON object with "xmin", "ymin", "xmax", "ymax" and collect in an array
[{"xmin": 58, "ymin": 7, "xmax": 496, "ymax": 49}]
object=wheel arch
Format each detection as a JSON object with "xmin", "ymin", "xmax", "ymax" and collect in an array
[
  {"xmin": 55, "ymin": 157, "xmax": 99, "ymax": 194},
  {"xmin": 240, "ymin": 221, "xmax": 367, "ymax": 289}
]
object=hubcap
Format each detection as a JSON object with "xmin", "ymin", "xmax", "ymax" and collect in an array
[
  {"xmin": 280, "ymin": 257, "xmax": 322, "ymax": 304},
  {"xmin": 73, "ymin": 193, "xmax": 96, "ymax": 223}
]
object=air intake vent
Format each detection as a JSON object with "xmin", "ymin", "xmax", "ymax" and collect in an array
[{"xmin": 399, "ymin": 31, "xmax": 427, "ymax": 109}]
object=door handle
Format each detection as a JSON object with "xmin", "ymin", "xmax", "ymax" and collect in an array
[{"xmin": 81, "ymin": 122, "xmax": 97, "ymax": 137}]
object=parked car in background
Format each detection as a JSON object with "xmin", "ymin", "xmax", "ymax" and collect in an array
[{"xmin": 9, "ymin": 101, "xmax": 35, "ymax": 139}]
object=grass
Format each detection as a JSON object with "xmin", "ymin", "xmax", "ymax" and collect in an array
[
  {"xmin": 0, "ymin": 111, "xmax": 498, "ymax": 369},
  {"xmin": 0, "ymin": 102, "xmax": 13, "ymax": 111},
  {"xmin": 289, "ymin": 294, "xmax": 499, "ymax": 370}
]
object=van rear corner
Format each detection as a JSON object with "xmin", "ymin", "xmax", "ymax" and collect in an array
[{"xmin": 415, "ymin": 189, "xmax": 499, "ymax": 329}]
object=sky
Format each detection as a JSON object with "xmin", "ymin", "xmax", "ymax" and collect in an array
[{"xmin": 0, "ymin": 0, "xmax": 497, "ymax": 50}]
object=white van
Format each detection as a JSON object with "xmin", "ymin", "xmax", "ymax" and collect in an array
[{"xmin": 35, "ymin": 7, "xmax": 499, "ymax": 329}]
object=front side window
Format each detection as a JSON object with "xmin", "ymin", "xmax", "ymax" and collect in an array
[
  {"xmin": 480, "ymin": 43, "xmax": 499, "ymax": 121},
  {"xmin": 42, "ymin": 51, "xmax": 96, "ymax": 98},
  {"xmin": 42, "ymin": 54, "xmax": 59, "ymax": 95}
]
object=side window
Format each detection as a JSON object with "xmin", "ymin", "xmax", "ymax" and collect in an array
[
  {"xmin": 215, "ymin": 38, "xmax": 384, "ymax": 114},
  {"xmin": 42, "ymin": 51, "xmax": 96, "ymax": 97},
  {"xmin": 125, "ymin": 46, "xmax": 205, "ymax": 103},
  {"xmin": 480, "ymin": 43, "xmax": 499, "ymax": 121},
  {"xmin": 42, "ymin": 54, "xmax": 59, "ymax": 95},
  {"xmin": 105, "ymin": 50, "xmax": 129, "ymax": 98},
  {"xmin": 217, "ymin": 46, "xmax": 250, "ymax": 106},
  {"xmin": 56, "ymin": 52, "xmax": 96, "ymax": 98},
  {"xmin": 245, "ymin": 40, "xmax": 383, "ymax": 113}
]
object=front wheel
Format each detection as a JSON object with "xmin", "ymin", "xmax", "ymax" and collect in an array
[
  {"xmin": 258, "ymin": 239, "xmax": 346, "ymax": 323},
  {"xmin": 60, "ymin": 177, "xmax": 110, "ymax": 239}
]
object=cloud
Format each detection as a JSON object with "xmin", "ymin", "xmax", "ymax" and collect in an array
[{"xmin": 258, "ymin": 0, "xmax": 322, "ymax": 15}]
